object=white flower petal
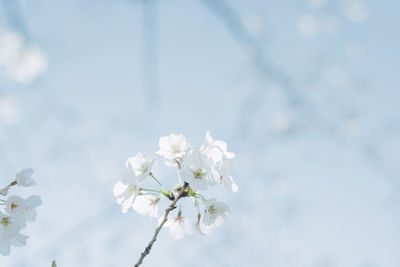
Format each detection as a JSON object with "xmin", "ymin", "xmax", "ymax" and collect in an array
[
  {"xmin": 202, "ymin": 199, "xmax": 230, "ymax": 227},
  {"xmin": 132, "ymin": 195, "xmax": 159, "ymax": 218},
  {"xmin": 26, "ymin": 195, "xmax": 42, "ymax": 208},
  {"xmin": 9, "ymin": 234, "xmax": 28, "ymax": 247},
  {"xmin": 113, "ymin": 181, "xmax": 128, "ymax": 197},
  {"xmin": 126, "ymin": 153, "xmax": 154, "ymax": 180},
  {"xmin": 121, "ymin": 193, "xmax": 137, "ymax": 213},
  {"xmin": 15, "ymin": 168, "xmax": 35, "ymax": 187},
  {"xmin": 0, "ymin": 244, "xmax": 11, "ymax": 256},
  {"xmin": 163, "ymin": 214, "xmax": 193, "ymax": 240},
  {"xmin": 156, "ymin": 133, "xmax": 190, "ymax": 167}
]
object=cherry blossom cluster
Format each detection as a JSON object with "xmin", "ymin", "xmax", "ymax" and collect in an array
[
  {"xmin": 113, "ymin": 132, "xmax": 238, "ymax": 239},
  {"xmin": 0, "ymin": 169, "xmax": 42, "ymax": 256},
  {"xmin": 0, "ymin": 30, "xmax": 48, "ymax": 84}
]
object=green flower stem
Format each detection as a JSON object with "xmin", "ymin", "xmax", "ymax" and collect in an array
[
  {"xmin": 197, "ymin": 196, "xmax": 206, "ymax": 201},
  {"xmin": 139, "ymin": 192, "xmax": 160, "ymax": 196},
  {"xmin": 149, "ymin": 173, "xmax": 166, "ymax": 190},
  {"xmin": 195, "ymin": 193, "xmax": 207, "ymax": 201},
  {"xmin": 188, "ymin": 190, "xmax": 207, "ymax": 201},
  {"xmin": 140, "ymin": 188, "xmax": 161, "ymax": 193}
]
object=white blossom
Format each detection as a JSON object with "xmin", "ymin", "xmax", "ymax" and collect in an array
[
  {"xmin": 114, "ymin": 155, "xmax": 156, "ymax": 213},
  {"xmin": 113, "ymin": 133, "xmax": 237, "ymax": 242},
  {"xmin": 5, "ymin": 195, "xmax": 42, "ymax": 222},
  {"xmin": 161, "ymin": 212, "xmax": 193, "ymax": 240},
  {"xmin": 219, "ymin": 161, "xmax": 239, "ymax": 192},
  {"xmin": 15, "ymin": 168, "xmax": 36, "ymax": 187},
  {"xmin": 0, "ymin": 168, "xmax": 41, "ymax": 256},
  {"xmin": 0, "ymin": 212, "xmax": 27, "ymax": 256},
  {"xmin": 202, "ymin": 199, "xmax": 231, "ymax": 226},
  {"xmin": 156, "ymin": 133, "xmax": 190, "ymax": 166},
  {"xmin": 132, "ymin": 195, "xmax": 159, "ymax": 218},
  {"xmin": 126, "ymin": 153, "xmax": 154, "ymax": 181},
  {"xmin": 113, "ymin": 179, "xmax": 140, "ymax": 214},
  {"xmin": 113, "ymin": 167, "xmax": 141, "ymax": 213},
  {"xmin": 196, "ymin": 213, "xmax": 214, "ymax": 235},
  {"xmin": 23, "ymin": 196, "xmax": 42, "ymax": 222},
  {"xmin": 5, "ymin": 196, "xmax": 25, "ymax": 216},
  {"xmin": 180, "ymin": 148, "xmax": 219, "ymax": 190},
  {"xmin": 194, "ymin": 199, "xmax": 214, "ymax": 235},
  {"xmin": 200, "ymin": 131, "xmax": 235, "ymax": 164}
]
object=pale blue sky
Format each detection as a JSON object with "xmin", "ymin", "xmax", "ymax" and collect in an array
[{"xmin": 1, "ymin": 0, "xmax": 399, "ymax": 266}]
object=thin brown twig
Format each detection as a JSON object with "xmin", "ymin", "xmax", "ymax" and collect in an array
[{"xmin": 134, "ymin": 183, "xmax": 189, "ymax": 267}]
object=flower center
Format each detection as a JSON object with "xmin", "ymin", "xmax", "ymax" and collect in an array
[
  {"xmin": 1, "ymin": 217, "xmax": 10, "ymax": 227},
  {"xmin": 11, "ymin": 202, "xmax": 18, "ymax": 210},
  {"xmin": 139, "ymin": 164, "xmax": 148, "ymax": 174},
  {"xmin": 171, "ymin": 145, "xmax": 179, "ymax": 153},
  {"xmin": 174, "ymin": 215, "xmax": 184, "ymax": 224},
  {"xmin": 194, "ymin": 169, "xmax": 205, "ymax": 179},
  {"xmin": 150, "ymin": 198, "xmax": 160, "ymax": 206},
  {"xmin": 128, "ymin": 185, "xmax": 137, "ymax": 193},
  {"xmin": 208, "ymin": 205, "xmax": 217, "ymax": 215}
]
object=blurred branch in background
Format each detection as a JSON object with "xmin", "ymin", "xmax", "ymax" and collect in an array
[
  {"xmin": 1, "ymin": 0, "xmax": 30, "ymax": 39},
  {"xmin": 141, "ymin": 0, "xmax": 159, "ymax": 107},
  {"xmin": 201, "ymin": 0, "xmax": 400, "ymax": 189},
  {"xmin": 201, "ymin": 0, "xmax": 315, "ymax": 138}
]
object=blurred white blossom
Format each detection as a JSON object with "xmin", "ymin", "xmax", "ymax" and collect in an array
[
  {"xmin": 344, "ymin": 0, "xmax": 369, "ymax": 23},
  {"xmin": 0, "ymin": 31, "xmax": 47, "ymax": 84},
  {"xmin": 297, "ymin": 14, "xmax": 319, "ymax": 36},
  {"xmin": 0, "ymin": 97, "xmax": 19, "ymax": 125},
  {"xmin": 15, "ymin": 168, "xmax": 36, "ymax": 187}
]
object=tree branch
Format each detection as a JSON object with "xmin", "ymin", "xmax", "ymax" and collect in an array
[{"xmin": 134, "ymin": 183, "xmax": 188, "ymax": 267}]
